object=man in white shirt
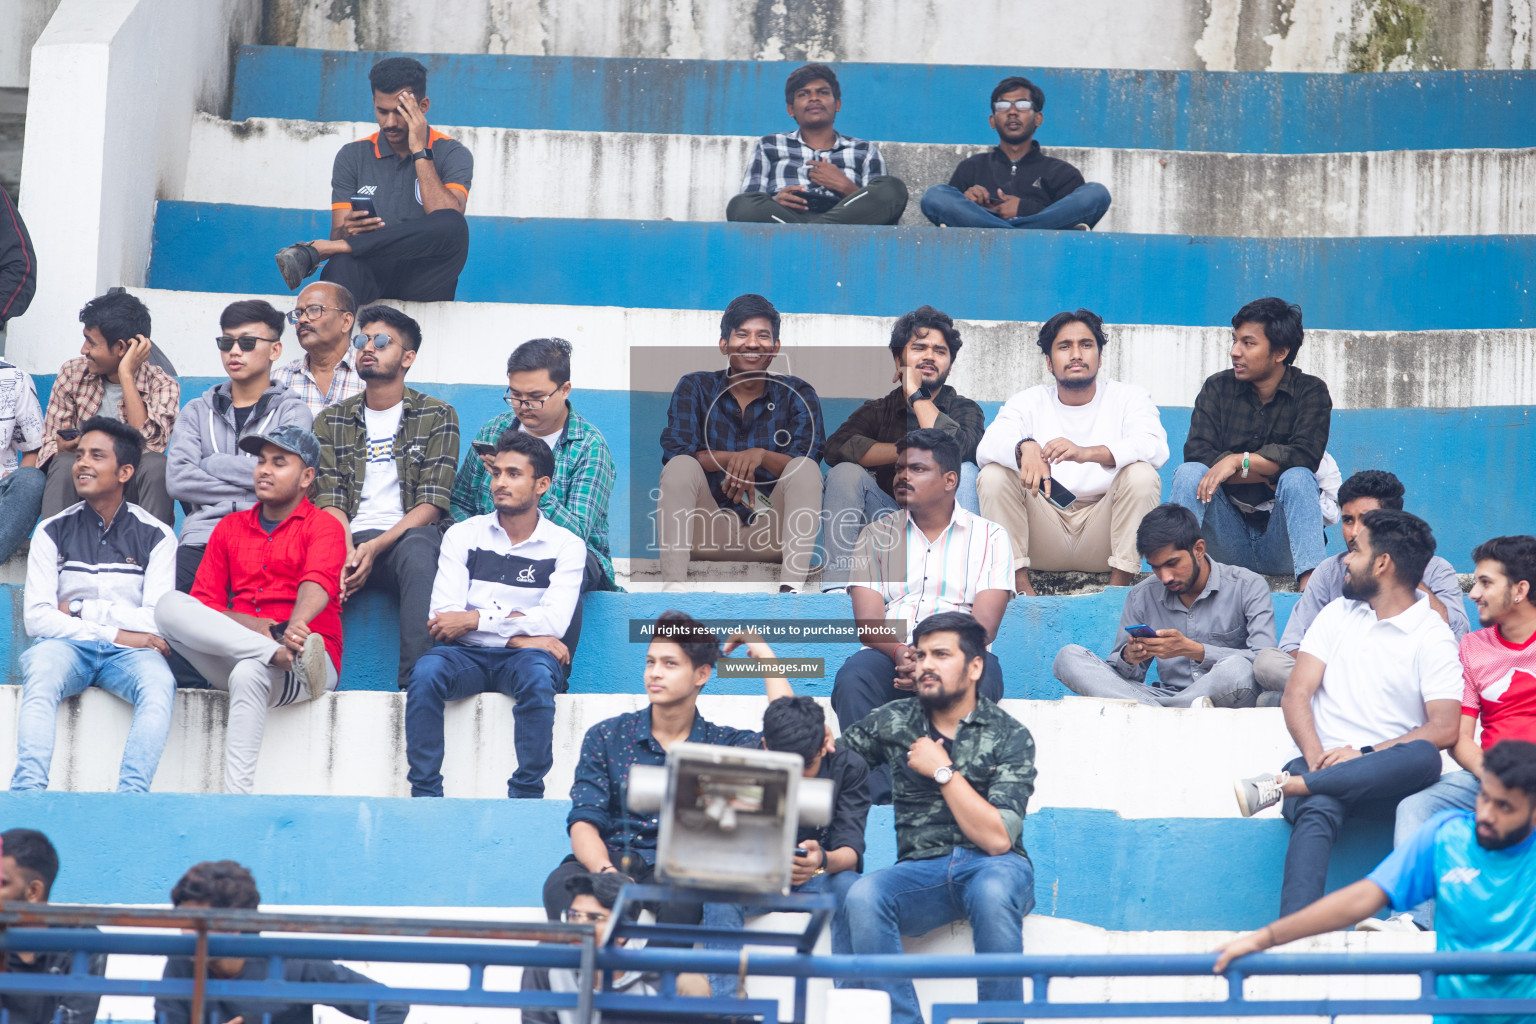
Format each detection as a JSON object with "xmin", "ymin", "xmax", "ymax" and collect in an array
[
  {"xmin": 1232, "ymin": 509, "xmax": 1462, "ymax": 914},
  {"xmin": 405, "ymin": 430, "xmax": 585, "ymax": 798},
  {"xmin": 0, "ymin": 357, "xmax": 46, "ymax": 562},
  {"xmin": 976, "ymin": 309, "xmax": 1166, "ymax": 596}
]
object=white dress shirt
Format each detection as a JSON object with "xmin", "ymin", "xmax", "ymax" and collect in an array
[{"xmin": 430, "ymin": 512, "xmax": 586, "ymax": 648}]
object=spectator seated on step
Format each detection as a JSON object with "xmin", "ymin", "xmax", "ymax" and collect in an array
[
  {"xmin": 273, "ymin": 282, "xmax": 364, "ymax": 415},
  {"xmin": 919, "ymin": 76, "xmax": 1110, "ymax": 231},
  {"xmin": 657, "ymin": 293, "xmax": 824, "ymax": 593},
  {"xmin": 274, "ymin": 56, "xmax": 472, "ymax": 305},
  {"xmin": 0, "ymin": 828, "xmax": 107, "ymax": 1024},
  {"xmin": 1253, "ymin": 469, "xmax": 1469, "ymax": 707},
  {"xmin": 822, "ymin": 305, "xmax": 985, "ymax": 592},
  {"xmin": 726, "ymin": 63, "xmax": 908, "ymax": 226},
  {"xmin": 0, "ymin": 354, "xmax": 45, "ymax": 564},
  {"xmin": 38, "ymin": 290, "xmax": 179, "ymax": 525},
  {"xmin": 167, "ymin": 299, "xmax": 314, "ymax": 592},
  {"xmin": 1053, "ymin": 502, "xmax": 1275, "ymax": 708},
  {"xmin": 975, "ymin": 308, "xmax": 1166, "ymax": 597},
  {"xmin": 406, "ymin": 429, "xmax": 586, "ymax": 800}
]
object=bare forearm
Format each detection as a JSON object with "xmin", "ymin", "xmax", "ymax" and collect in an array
[
  {"xmin": 288, "ymin": 581, "xmax": 330, "ymax": 628},
  {"xmin": 1267, "ymin": 879, "xmax": 1388, "ymax": 946},
  {"xmin": 118, "ymin": 379, "xmax": 148, "ymax": 431},
  {"xmin": 1451, "ymin": 734, "xmax": 1484, "ymax": 774},
  {"xmin": 910, "ymin": 398, "xmax": 940, "ymax": 430},
  {"xmin": 942, "ymin": 777, "xmax": 1012, "ymax": 855},
  {"xmin": 414, "ymin": 159, "xmax": 457, "ymax": 213},
  {"xmin": 824, "ymin": 847, "xmax": 859, "ymax": 875},
  {"xmin": 570, "ymin": 822, "xmax": 615, "ymax": 872},
  {"xmin": 1076, "ymin": 445, "xmax": 1116, "ymax": 468},
  {"xmin": 858, "ymin": 442, "xmax": 898, "ymax": 467},
  {"xmin": 758, "ymin": 450, "xmax": 793, "ymax": 474},
  {"xmin": 1282, "ymin": 689, "xmax": 1323, "ymax": 765}
]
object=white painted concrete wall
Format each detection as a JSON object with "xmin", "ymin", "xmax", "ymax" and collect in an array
[
  {"xmin": 181, "ymin": 115, "xmax": 1536, "ymax": 238},
  {"xmin": 0, "ymin": 0, "xmax": 61, "ymax": 90}
]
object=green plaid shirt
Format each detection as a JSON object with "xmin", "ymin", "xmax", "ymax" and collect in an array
[
  {"xmin": 449, "ymin": 402, "xmax": 616, "ymax": 585},
  {"xmin": 312, "ymin": 387, "xmax": 460, "ymax": 523}
]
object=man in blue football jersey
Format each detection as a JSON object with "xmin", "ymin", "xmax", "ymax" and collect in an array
[{"xmin": 1215, "ymin": 738, "xmax": 1536, "ymax": 1023}]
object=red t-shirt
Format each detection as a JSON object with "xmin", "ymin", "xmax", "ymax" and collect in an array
[
  {"xmin": 1460, "ymin": 624, "xmax": 1536, "ymax": 749},
  {"xmin": 192, "ymin": 499, "xmax": 347, "ymax": 674}
]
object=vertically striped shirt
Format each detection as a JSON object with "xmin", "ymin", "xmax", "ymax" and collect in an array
[
  {"xmin": 739, "ymin": 130, "xmax": 886, "ymax": 207},
  {"xmin": 274, "ymin": 355, "xmax": 365, "ymax": 417},
  {"xmin": 849, "ymin": 504, "xmax": 1013, "ymax": 635}
]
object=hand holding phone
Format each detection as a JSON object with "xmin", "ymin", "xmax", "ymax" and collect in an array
[
  {"xmin": 1041, "ymin": 477, "xmax": 1077, "ymax": 509},
  {"xmin": 471, "ymin": 440, "xmax": 496, "ymax": 458},
  {"xmin": 1125, "ymin": 624, "xmax": 1159, "ymax": 640},
  {"xmin": 794, "ymin": 846, "xmax": 809, "ymax": 858},
  {"xmin": 57, "ymin": 428, "xmax": 80, "ymax": 442}
]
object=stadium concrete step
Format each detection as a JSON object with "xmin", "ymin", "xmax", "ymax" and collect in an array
[{"xmin": 184, "ymin": 114, "xmax": 1536, "ymax": 237}]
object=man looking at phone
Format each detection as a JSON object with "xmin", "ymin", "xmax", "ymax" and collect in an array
[
  {"xmin": 274, "ymin": 282, "xmax": 363, "ymax": 415},
  {"xmin": 725, "ymin": 63, "xmax": 907, "ymax": 226},
  {"xmin": 273, "ymin": 56, "xmax": 473, "ymax": 304},
  {"xmin": 976, "ymin": 309, "xmax": 1167, "ymax": 596},
  {"xmin": 1053, "ymin": 502, "xmax": 1275, "ymax": 708}
]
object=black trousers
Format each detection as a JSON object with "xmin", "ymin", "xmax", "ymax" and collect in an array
[
  {"xmin": 542, "ymin": 851, "xmax": 702, "ymax": 929},
  {"xmin": 353, "ymin": 526, "xmax": 442, "ymax": 688},
  {"xmin": 321, "ymin": 208, "xmax": 470, "ymax": 305}
]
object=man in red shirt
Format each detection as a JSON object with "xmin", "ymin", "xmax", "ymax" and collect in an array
[{"xmin": 155, "ymin": 425, "xmax": 346, "ymax": 793}]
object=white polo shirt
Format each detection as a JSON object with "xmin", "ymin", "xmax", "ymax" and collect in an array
[
  {"xmin": 430, "ymin": 511, "xmax": 586, "ymax": 649},
  {"xmin": 1299, "ymin": 592, "xmax": 1463, "ymax": 751}
]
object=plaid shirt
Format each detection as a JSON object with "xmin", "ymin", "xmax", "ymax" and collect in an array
[
  {"xmin": 274, "ymin": 354, "xmax": 365, "ymax": 417},
  {"xmin": 659, "ymin": 368, "xmax": 825, "ymax": 518},
  {"xmin": 312, "ymin": 387, "xmax": 459, "ymax": 523},
  {"xmin": 825, "ymin": 384, "xmax": 986, "ymax": 497},
  {"xmin": 449, "ymin": 402, "xmax": 617, "ymax": 584},
  {"xmin": 740, "ymin": 130, "xmax": 886, "ymax": 208},
  {"xmin": 1184, "ymin": 365, "xmax": 1332, "ymax": 508},
  {"xmin": 38, "ymin": 357, "xmax": 180, "ymax": 466}
]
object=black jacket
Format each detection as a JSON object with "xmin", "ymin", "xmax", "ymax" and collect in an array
[
  {"xmin": 0, "ymin": 948, "xmax": 107, "ymax": 1024},
  {"xmin": 156, "ymin": 957, "xmax": 409, "ymax": 1024},
  {"xmin": 946, "ymin": 142, "xmax": 1085, "ymax": 218},
  {"xmin": 0, "ymin": 188, "xmax": 36, "ymax": 327}
]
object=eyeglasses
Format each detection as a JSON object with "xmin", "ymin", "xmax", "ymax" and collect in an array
[
  {"xmin": 215, "ymin": 335, "xmax": 278, "ymax": 352},
  {"xmin": 992, "ymin": 99, "xmax": 1035, "ymax": 112},
  {"xmin": 503, "ymin": 387, "xmax": 557, "ymax": 411},
  {"xmin": 351, "ymin": 332, "xmax": 395, "ymax": 351},
  {"xmin": 286, "ymin": 305, "xmax": 345, "ymax": 324},
  {"xmin": 561, "ymin": 909, "xmax": 610, "ymax": 925}
]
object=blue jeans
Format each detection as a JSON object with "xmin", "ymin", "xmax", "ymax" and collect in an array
[
  {"xmin": 1393, "ymin": 768, "xmax": 1480, "ymax": 928},
  {"xmin": 920, "ymin": 182, "xmax": 1111, "ymax": 230},
  {"xmin": 405, "ymin": 644, "xmax": 564, "ymax": 798},
  {"xmin": 1170, "ymin": 463, "xmax": 1326, "ymax": 578},
  {"xmin": 844, "ymin": 847, "xmax": 1035, "ymax": 1024},
  {"xmin": 0, "ymin": 466, "xmax": 44, "ymax": 563},
  {"xmin": 702, "ymin": 868, "xmax": 860, "ymax": 998},
  {"xmin": 820, "ymin": 462, "xmax": 977, "ymax": 589},
  {"xmin": 11, "ymin": 638, "xmax": 175, "ymax": 793}
]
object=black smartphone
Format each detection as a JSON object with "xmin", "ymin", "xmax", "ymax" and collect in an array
[
  {"xmin": 1125, "ymin": 624, "xmax": 1159, "ymax": 639},
  {"xmin": 794, "ymin": 846, "xmax": 809, "ymax": 858},
  {"xmin": 349, "ymin": 196, "xmax": 378, "ymax": 218},
  {"xmin": 57, "ymin": 428, "xmax": 79, "ymax": 441},
  {"xmin": 471, "ymin": 440, "xmax": 496, "ymax": 457},
  {"xmin": 1041, "ymin": 478, "xmax": 1077, "ymax": 509}
]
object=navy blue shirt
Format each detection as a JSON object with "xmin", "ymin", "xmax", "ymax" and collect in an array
[{"xmin": 567, "ymin": 707, "xmax": 760, "ymax": 865}]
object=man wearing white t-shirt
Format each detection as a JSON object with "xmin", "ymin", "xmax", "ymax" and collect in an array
[
  {"xmin": 313, "ymin": 305, "xmax": 459, "ymax": 687},
  {"xmin": 976, "ymin": 309, "xmax": 1166, "ymax": 596},
  {"xmin": 1231, "ymin": 509, "xmax": 1462, "ymax": 915}
]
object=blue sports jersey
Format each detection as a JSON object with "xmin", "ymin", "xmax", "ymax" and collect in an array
[{"xmin": 1368, "ymin": 809, "xmax": 1536, "ymax": 1024}]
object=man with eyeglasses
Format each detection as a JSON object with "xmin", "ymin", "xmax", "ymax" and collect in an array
[
  {"xmin": 167, "ymin": 299, "xmax": 314, "ymax": 592},
  {"xmin": 919, "ymin": 76, "xmax": 1111, "ymax": 231},
  {"xmin": 273, "ymin": 282, "xmax": 364, "ymax": 416},
  {"xmin": 312, "ymin": 304, "xmax": 459, "ymax": 688}
]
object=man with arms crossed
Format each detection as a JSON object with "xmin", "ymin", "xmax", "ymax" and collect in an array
[{"xmin": 274, "ymin": 283, "xmax": 363, "ymax": 415}]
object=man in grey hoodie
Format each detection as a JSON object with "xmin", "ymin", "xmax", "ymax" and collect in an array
[{"xmin": 167, "ymin": 300, "xmax": 314, "ymax": 591}]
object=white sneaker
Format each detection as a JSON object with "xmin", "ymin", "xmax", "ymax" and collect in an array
[
  {"xmin": 1234, "ymin": 771, "xmax": 1289, "ymax": 817},
  {"xmin": 1356, "ymin": 913, "xmax": 1424, "ymax": 933}
]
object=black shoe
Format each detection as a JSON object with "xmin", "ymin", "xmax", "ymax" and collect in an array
[{"xmin": 274, "ymin": 243, "xmax": 321, "ymax": 290}]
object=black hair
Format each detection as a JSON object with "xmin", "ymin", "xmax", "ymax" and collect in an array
[
  {"xmin": 494, "ymin": 425, "xmax": 556, "ymax": 481},
  {"xmin": 506, "ymin": 337, "xmax": 572, "ymax": 385},
  {"xmin": 79, "ymin": 288, "xmax": 151, "ymax": 348},
  {"xmin": 1484, "ymin": 739, "xmax": 1536, "ymax": 801},
  {"xmin": 719, "ymin": 294, "xmax": 780, "ymax": 342},
  {"xmin": 651, "ymin": 610, "xmax": 721, "ymax": 670},
  {"xmin": 170, "ymin": 860, "xmax": 261, "ymax": 909},
  {"xmin": 1358, "ymin": 509, "xmax": 1435, "ymax": 588},
  {"xmin": 1036, "ymin": 309, "xmax": 1108, "ymax": 355},
  {"xmin": 78, "ymin": 415, "xmax": 143, "ymax": 473},
  {"xmin": 220, "ymin": 299, "xmax": 285, "ymax": 338},
  {"xmin": 565, "ymin": 872, "xmax": 641, "ymax": 921},
  {"xmin": 1136, "ymin": 503, "xmax": 1202, "ymax": 557},
  {"xmin": 889, "ymin": 305, "xmax": 962, "ymax": 360},
  {"xmin": 1, "ymin": 828, "xmax": 59, "ymax": 897},
  {"xmin": 912, "ymin": 611, "xmax": 988, "ymax": 667},
  {"xmin": 317, "ymin": 281, "xmax": 357, "ymax": 318},
  {"xmin": 896, "ymin": 427, "xmax": 961, "ymax": 479},
  {"xmin": 785, "ymin": 63, "xmax": 840, "ymax": 103},
  {"xmin": 357, "ymin": 304, "xmax": 422, "ymax": 352},
  {"xmin": 1472, "ymin": 535, "xmax": 1536, "ymax": 591},
  {"xmin": 1337, "ymin": 470, "xmax": 1405, "ymax": 511},
  {"xmin": 1232, "ymin": 297, "xmax": 1305, "ymax": 365},
  {"xmin": 368, "ymin": 56, "xmax": 427, "ymax": 98},
  {"xmin": 762, "ymin": 695, "xmax": 825, "ymax": 764},
  {"xmin": 991, "ymin": 76, "xmax": 1044, "ymax": 112}
]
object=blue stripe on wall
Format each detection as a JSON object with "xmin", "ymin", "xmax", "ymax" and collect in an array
[
  {"xmin": 146, "ymin": 204, "xmax": 1536, "ymax": 332},
  {"xmin": 0, "ymin": 792, "xmax": 1391, "ymax": 931},
  {"xmin": 228, "ymin": 47, "xmax": 1536, "ymax": 154}
]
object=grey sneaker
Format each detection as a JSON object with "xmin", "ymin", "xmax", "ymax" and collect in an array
[
  {"xmin": 1071, "ymin": 222, "xmax": 1091, "ymax": 230},
  {"xmin": 1234, "ymin": 771, "xmax": 1289, "ymax": 817},
  {"xmin": 1356, "ymin": 913, "xmax": 1425, "ymax": 933},
  {"xmin": 1192, "ymin": 696, "xmax": 1215, "ymax": 709},
  {"xmin": 300, "ymin": 632, "xmax": 329, "ymax": 701},
  {"xmin": 1257, "ymin": 690, "xmax": 1284, "ymax": 708},
  {"xmin": 274, "ymin": 243, "xmax": 320, "ymax": 290}
]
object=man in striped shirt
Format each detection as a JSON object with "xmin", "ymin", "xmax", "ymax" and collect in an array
[{"xmin": 725, "ymin": 63, "xmax": 908, "ymax": 226}]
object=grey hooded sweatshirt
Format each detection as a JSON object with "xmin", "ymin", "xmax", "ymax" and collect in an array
[{"xmin": 166, "ymin": 380, "xmax": 314, "ymax": 547}]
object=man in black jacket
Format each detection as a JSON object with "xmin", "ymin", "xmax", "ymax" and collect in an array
[
  {"xmin": 0, "ymin": 188, "xmax": 36, "ymax": 331},
  {"xmin": 919, "ymin": 76, "xmax": 1110, "ymax": 231},
  {"xmin": 0, "ymin": 829, "xmax": 106, "ymax": 1024}
]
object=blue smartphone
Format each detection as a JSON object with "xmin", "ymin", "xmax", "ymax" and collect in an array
[{"xmin": 1125, "ymin": 624, "xmax": 1159, "ymax": 639}]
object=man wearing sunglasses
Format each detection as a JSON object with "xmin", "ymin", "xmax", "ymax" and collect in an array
[
  {"xmin": 919, "ymin": 76, "xmax": 1111, "ymax": 231},
  {"xmin": 273, "ymin": 282, "xmax": 364, "ymax": 416},
  {"xmin": 167, "ymin": 300, "xmax": 314, "ymax": 592}
]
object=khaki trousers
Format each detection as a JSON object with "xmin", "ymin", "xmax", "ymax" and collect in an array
[{"xmin": 977, "ymin": 460, "xmax": 1161, "ymax": 574}]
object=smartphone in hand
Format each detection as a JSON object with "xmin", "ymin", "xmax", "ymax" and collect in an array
[
  {"xmin": 1042, "ymin": 478, "xmax": 1077, "ymax": 509},
  {"xmin": 471, "ymin": 440, "xmax": 496, "ymax": 458},
  {"xmin": 1125, "ymin": 624, "xmax": 1159, "ymax": 640},
  {"xmin": 350, "ymin": 196, "xmax": 378, "ymax": 218}
]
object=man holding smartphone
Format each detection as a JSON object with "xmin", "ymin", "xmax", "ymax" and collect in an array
[{"xmin": 273, "ymin": 56, "xmax": 473, "ymax": 304}]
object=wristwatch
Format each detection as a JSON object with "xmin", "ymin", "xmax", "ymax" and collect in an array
[
  {"xmin": 933, "ymin": 764, "xmax": 955, "ymax": 785},
  {"xmin": 67, "ymin": 599, "xmax": 83, "ymax": 618},
  {"xmin": 411, "ymin": 148, "xmax": 434, "ymax": 162},
  {"xmin": 906, "ymin": 385, "xmax": 932, "ymax": 409}
]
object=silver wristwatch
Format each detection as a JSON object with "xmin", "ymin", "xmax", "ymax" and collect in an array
[
  {"xmin": 933, "ymin": 764, "xmax": 955, "ymax": 785},
  {"xmin": 68, "ymin": 599, "xmax": 84, "ymax": 618}
]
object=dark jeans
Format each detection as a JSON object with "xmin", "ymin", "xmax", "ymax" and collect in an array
[
  {"xmin": 352, "ymin": 525, "xmax": 441, "ymax": 688},
  {"xmin": 320, "ymin": 208, "xmax": 470, "ymax": 305},
  {"xmin": 1279, "ymin": 739, "xmax": 1444, "ymax": 915},
  {"xmin": 405, "ymin": 644, "xmax": 566, "ymax": 797},
  {"xmin": 726, "ymin": 176, "xmax": 909, "ymax": 226},
  {"xmin": 42, "ymin": 451, "xmax": 172, "ymax": 524},
  {"xmin": 919, "ymin": 182, "xmax": 1112, "ymax": 230},
  {"xmin": 542, "ymin": 851, "xmax": 703, "ymax": 930},
  {"xmin": 175, "ymin": 544, "xmax": 205, "ymax": 594}
]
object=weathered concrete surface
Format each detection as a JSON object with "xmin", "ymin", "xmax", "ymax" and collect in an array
[
  {"xmin": 182, "ymin": 115, "xmax": 1536, "ymax": 237},
  {"xmin": 0, "ymin": 0, "xmax": 61, "ymax": 90},
  {"xmin": 260, "ymin": 0, "xmax": 1536, "ymax": 71}
]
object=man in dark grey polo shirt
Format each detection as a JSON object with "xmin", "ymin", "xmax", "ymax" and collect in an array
[
  {"xmin": 274, "ymin": 57, "xmax": 473, "ymax": 305},
  {"xmin": 1053, "ymin": 502, "xmax": 1276, "ymax": 708}
]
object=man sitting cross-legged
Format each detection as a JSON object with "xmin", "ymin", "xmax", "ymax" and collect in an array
[{"xmin": 405, "ymin": 429, "xmax": 586, "ymax": 799}]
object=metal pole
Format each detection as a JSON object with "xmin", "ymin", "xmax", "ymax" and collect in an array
[
  {"xmin": 575, "ymin": 931, "xmax": 596, "ymax": 1024},
  {"xmin": 191, "ymin": 922, "xmax": 208, "ymax": 1024}
]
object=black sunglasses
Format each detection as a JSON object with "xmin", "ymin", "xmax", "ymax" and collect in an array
[{"xmin": 216, "ymin": 335, "xmax": 278, "ymax": 352}]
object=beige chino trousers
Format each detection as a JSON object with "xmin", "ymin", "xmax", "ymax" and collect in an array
[{"xmin": 977, "ymin": 460, "xmax": 1161, "ymax": 574}]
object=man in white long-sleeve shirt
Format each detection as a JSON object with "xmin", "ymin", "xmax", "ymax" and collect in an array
[
  {"xmin": 976, "ymin": 310, "xmax": 1167, "ymax": 595},
  {"xmin": 404, "ymin": 429, "xmax": 585, "ymax": 798},
  {"xmin": 11, "ymin": 417, "xmax": 176, "ymax": 792}
]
